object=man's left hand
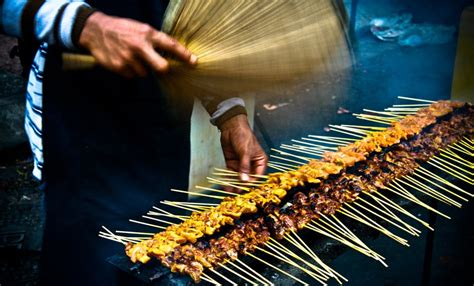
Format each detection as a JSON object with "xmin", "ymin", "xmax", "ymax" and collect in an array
[{"xmin": 219, "ymin": 115, "xmax": 268, "ymax": 182}]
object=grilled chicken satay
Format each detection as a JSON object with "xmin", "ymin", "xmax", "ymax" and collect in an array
[
  {"xmin": 156, "ymin": 107, "xmax": 473, "ymax": 282},
  {"xmin": 125, "ymin": 101, "xmax": 467, "ymax": 267}
]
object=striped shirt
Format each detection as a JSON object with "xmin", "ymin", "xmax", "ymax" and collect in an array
[{"xmin": 1, "ymin": 0, "xmax": 93, "ymax": 180}]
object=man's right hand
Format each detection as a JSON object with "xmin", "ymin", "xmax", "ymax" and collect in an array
[{"xmin": 78, "ymin": 12, "xmax": 197, "ymax": 78}]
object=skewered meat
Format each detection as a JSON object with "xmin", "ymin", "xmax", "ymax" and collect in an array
[
  {"xmin": 129, "ymin": 104, "xmax": 472, "ymax": 281},
  {"xmin": 125, "ymin": 101, "xmax": 471, "ymax": 277}
]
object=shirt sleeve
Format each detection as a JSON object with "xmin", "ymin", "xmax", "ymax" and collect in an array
[
  {"xmin": 199, "ymin": 94, "xmax": 248, "ymax": 127},
  {"xmin": 1, "ymin": 0, "xmax": 96, "ymax": 50}
]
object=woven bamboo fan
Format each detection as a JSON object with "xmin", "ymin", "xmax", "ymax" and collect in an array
[
  {"xmin": 160, "ymin": 0, "xmax": 351, "ymax": 99},
  {"xmin": 63, "ymin": 0, "xmax": 352, "ymax": 99}
]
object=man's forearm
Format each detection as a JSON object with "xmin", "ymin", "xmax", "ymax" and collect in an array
[{"xmin": 1, "ymin": 0, "xmax": 94, "ymax": 50}]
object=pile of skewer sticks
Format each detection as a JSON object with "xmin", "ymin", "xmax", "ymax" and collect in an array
[{"xmin": 100, "ymin": 96, "xmax": 473, "ymax": 285}]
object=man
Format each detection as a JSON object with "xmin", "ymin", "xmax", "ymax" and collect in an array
[{"xmin": 1, "ymin": 0, "xmax": 267, "ymax": 284}]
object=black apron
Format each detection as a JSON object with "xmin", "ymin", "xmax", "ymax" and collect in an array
[{"xmin": 40, "ymin": 1, "xmax": 193, "ymax": 284}]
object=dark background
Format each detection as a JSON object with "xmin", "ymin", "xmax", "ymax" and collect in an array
[{"xmin": 1, "ymin": 0, "xmax": 473, "ymax": 285}]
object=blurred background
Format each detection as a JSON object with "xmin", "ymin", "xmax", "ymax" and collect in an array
[{"xmin": 1, "ymin": 0, "xmax": 473, "ymax": 285}]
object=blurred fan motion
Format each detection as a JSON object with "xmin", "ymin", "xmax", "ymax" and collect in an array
[{"xmin": 64, "ymin": 0, "xmax": 352, "ymax": 99}]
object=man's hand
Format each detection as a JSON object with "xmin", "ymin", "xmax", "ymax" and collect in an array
[
  {"xmin": 219, "ymin": 115, "xmax": 268, "ymax": 182},
  {"xmin": 79, "ymin": 12, "xmax": 197, "ymax": 78}
]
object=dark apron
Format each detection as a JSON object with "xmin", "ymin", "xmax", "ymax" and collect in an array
[{"xmin": 40, "ymin": 1, "xmax": 193, "ymax": 284}]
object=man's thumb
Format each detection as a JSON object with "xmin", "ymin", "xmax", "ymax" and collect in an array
[{"xmin": 239, "ymin": 155, "xmax": 251, "ymax": 182}]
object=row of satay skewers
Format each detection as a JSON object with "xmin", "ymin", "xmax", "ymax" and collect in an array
[{"xmin": 101, "ymin": 98, "xmax": 473, "ymax": 284}]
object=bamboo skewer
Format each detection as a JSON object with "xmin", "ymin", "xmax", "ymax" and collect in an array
[
  {"xmin": 271, "ymin": 148, "xmax": 313, "ymax": 162},
  {"xmin": 432, "ymin": 154, "xmax": 473, "ymax": 177},
  {"xmin": 271, "ymin": 238, "xmax": 330, "ymax": 280},
  {"xmin": 306, "ymin": 222, "xmax": 386, "ymax": 265},
  {"xmin": 449, "ymin": 144, "xmax": 473, "ymax": 157},
  {"xmin": 201, "ymin": 273, "xmax": 220, "ymax": 285},
  {"xmin": 256, "ymin": 246, "xmax": 327, "ymax": 285},
  {"xmin": 276, "ymin": 238, "xmax": 332, "ymax": 282},
  {"xmin": 397, "ymin": 96, "xmax": 435, "ymax": 103},
  {"xmin": 361, "ymin": 109, "xmax": 402, "ymax": 118},
  {"xmin": 328, "ymin": 125, "xmax": 371, "ymax": 135},
  {"xmin": 398, "ymin": 177, "xmax": 461, "ymax": 207},
  {"xmin": 353, "ymin": 199, "xmax": 420, "ymax": 236},
  {"xmin": 98, "ymin": 232, "xmax": 146, "ymax": 243},
  {"xmin": 142, "ymin": 215, "xmax": 176, "ymax": 226},
  {"xmin": 416, "ymin": 167, "xmax": 473, "ymax": 197},
  {"xmin": 98, "ymin": 234, "xmax": 127, "ymax": 245},
  {"xmin": 354, "ymin": 114, "xmax": 399, "ymax": 123},
  {"xmin": 453, "ymin": 142, "xmax": 474, "ymax": 155},
  {"xmin": 207, "ymin": 177, "xmax": 264, "ymax": 184},
  {"xmin": 317, "ymin": 216, "xmax": 373, "ymax": 249},
  {"xmin": 391, "ymin": 183, "xmax": 451, "ymax": 218},
  {"xmin": 267, "ymin": 238, "xmax": 330, "ymax": 281},
  {"xmin": 370, "ymin": 197, "xmax": 422, "ymax": 235},
  {"xmin": 339, "ymin": 204, "xmax": 409, "ymax": 246},
  {"xmin": 156, "ymin": 203, "xmax": 208, "ymax": 214},
  {"xmin": 427, "ymin": 161, "xmax": 473, "ymax": 185},
  {"xmin": 344, "ymin": 202, "xmax": 411, "ymax": 243},
  {"xmin": 171, "ymin": 188, "xmax": 226, "ymax": 200},
  {"xmin": 296, "ymin": 138, "xmax": 343, "ymax": 146},
  {"xmin": 284, "ymin": 143, "xmax": 330, "ymax": 153},
  {"xmin": 218, "ymin": 262, "xmax": 257, "ymax": 285},
  {"xmin": 366, "ymin": 192, "xmax": 433, "ymax": 230},
  {"xmin": 285, "ymin": 232, "xmax": 348, "ymax": 282},
  {"xmin": 234, "ymin": 259, "xmax": 273, "ymax": 285},
  {"xmin": 439, "ymin": 150, "xmax": 473, "ymax": 169},
  {"xmin": 266, "ymin": 161, "xmax": 299, "ymax": 168},
  {"xmin": 403, "ymin": 176, "xmax": 463, "ymax": 207},
  {"xmin": 155, "ymin": 202, "xmax": 215, "ymax": 211},
  {"xmin": 147, "ymin": 212, "xmax": 189, "ymax": 220},
  {"xmin": 462, "ymin": 137, "xmax": 473, "ymax": 144},
  {"xmin": 385, "ymin": 107, "xmax": 421, "ymax": 112},
  {"xmin": 225, "ymin": 261, "xmax": 267, "ymax": 285},
  {"xmin": 116, "ymin": 230, "xmax": 155, "ymax": 236},
  {"xmin": 326, "ymin": 128, "xmax": 365, "ymax": 138},
  {"xmin": 207, "ymin": 177, "xmax": 251, "ymax": 191},
  {"xmin": 210, "ymin": 268, "xmax": 238, "ymax": 286},
  {"xmin": 458, "ymin": 139, "xmax": 474, "ymax": 151},
  {"xmin": 308, "ymin": 135, "xmax": 355, "ymax": 141},
  {"xmin": 160, "ymin": 201, "xmax": 206, "ymax": 213},
  {"xmin": 269, "ymin": 237, "xmax": 339, "ymax": 283},
  {"xmin": 390, "ymin": 181, "xmax": 451, "ymax": 218},
  {"xmin": 356, "ymin": 116, "xmax": 393, "ymax": 125},
  {"xmin": 247, "ymin": 253, "xmax": 308, "ymax": 285},
  {"xmin": 329, "ymin": 215, "xmax": 387, "ymax": 260},
  {"xmin": 431, "ymin": 152, "xmax": 472, "ymax": 176},
  {"xmin": 392, "ymin": 103, "xmax": 431, "ymax": 107},
  {"xmin": 413, "ymin": 173, "xmax": 469, "ymax": 202},
  {"xmin": 312, "ymin": 216, "xmax": 387, "ymax": 261},
  {"xmin": 340, "ymin": 124, "xmax": 387, "ymax": 131},
  {"xmin": 269, "ymin": 154, "xmax": 306, "ymax": 166},
  {"xmin": 195, "ymin": 185, "xmax": 239, "ymax": 196},
  {"xmin": 214, "ymin": 167, "xmax": 269, "ymax": 179},
  {"xmin": 446, "ymin": 144, "xmax": 474, "ymax": 161},
  {"xmin": 101, "ymin": 226, "xmax": 124, "ymax": 243},
  {"xmin": 280, "ymin": 144, "xmax": 324, "ymax": 157},
  {"xmin": 267, "ymin": 163, "xmax": 292, "ymax": 172},
  {"xmin": 129, "ymin": 219, "xmax": 167, "ymax": 230}
]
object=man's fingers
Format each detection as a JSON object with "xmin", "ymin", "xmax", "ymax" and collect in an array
[
  {"xmin": 150, "ymin": 31, "xmax": 197, "ymax": 64},
  {"xmin": 139, "ymin": 45, "xmax": 170, "ymax": 73},
  {"xmin": 254, "ymin": 162, "xmax": 267, "ymax": 177},
  {"xmin": 127, "ymin": 58, "xmax": 147, "ymax": 77}
]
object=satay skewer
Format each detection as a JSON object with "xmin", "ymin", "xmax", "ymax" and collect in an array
[
  {"xmin": 247, "ymin": 253, "xmax": 308, "ymax": 285},
  {"xmin": 233, "ymin": 259, "xmax": 273, "ymax": 285}
]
